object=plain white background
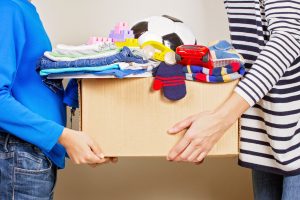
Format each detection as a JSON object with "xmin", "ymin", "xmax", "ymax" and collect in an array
[{"xmin": 33, "ymin": 0, "xmax": 253, "ymax": 199}]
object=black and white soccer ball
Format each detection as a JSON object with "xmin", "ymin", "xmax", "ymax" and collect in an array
[{"xmin": 131, "ymin": 15, "xmax": 197, "ymax": 51}]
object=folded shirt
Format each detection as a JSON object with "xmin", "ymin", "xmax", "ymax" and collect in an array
[
  {"xmin": 44, "ymin": 49, "xmax": 121, "ymax": 62},
  {"xmin": 44, "ymin": 47, "xmax": 152, "ymax": 63},
  {"xmin": 48, "ymin": 68, "xmax": 148, "ymax": 79},
  {"xmin": 118, "ymin": 61, "xmax": 160, "ymax": 71},
  {"xmin": 39, "ymin": 64, "xmax": 120, "ymax": 76},
  {"xmin": 54, "ymin": 42, "xmax": 117, "ymax": 56},
  {"xmin": 38, "ymin": 47, "xmax": 148, "ymax": 70},
  {"xmin": 39, "ymin": 61, "xmax": 157, "ymax": 77},
  {"xmin": 47, "ymin": 71, "xmax": 153, "ymax": 79}
]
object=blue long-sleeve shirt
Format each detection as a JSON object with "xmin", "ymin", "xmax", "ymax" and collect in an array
[{"xmin": 0, "ymin": 0, "xmax": 67, "ymax": 168}]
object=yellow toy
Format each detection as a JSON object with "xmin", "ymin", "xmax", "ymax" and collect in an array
[
  {"xmin": 115, "ymin": 38, "xmax": 139, "ymax": 48},
  {"xmin": 141, "ymin": 41, "xmax": 174, "ymax": 62}
]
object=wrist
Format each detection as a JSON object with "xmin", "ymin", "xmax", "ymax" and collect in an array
[
  {"xmin": 213, "ymin": 92, "xmax": 250, "ymax": 126},
  {"xmin": 212, "ymin": 109, "xmax": 235, "ymax": 129},
  {"xmin": 58, "ymin": 128, "xmax": 70, "ymax": 147}
]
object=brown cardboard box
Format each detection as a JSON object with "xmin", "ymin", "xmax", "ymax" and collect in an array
[{"xmin": 79, "ymin": 78, "xmax": 239, "ymax": 157}]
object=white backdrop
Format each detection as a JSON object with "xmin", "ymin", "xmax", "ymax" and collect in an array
[
  {"xmin": 35, "ymin": 0, "xmax": 231, "ymax": 46},
  {"xmin": 33, "ymin": 0, "xmax": 253, "ymax": 199}
]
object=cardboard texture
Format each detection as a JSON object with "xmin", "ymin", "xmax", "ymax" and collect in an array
[{"xmin": 80, "ymin": 78, "xmax": 239, "ymax": 157}]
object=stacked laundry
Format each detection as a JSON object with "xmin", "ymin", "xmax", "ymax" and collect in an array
[
  {"xmin": 37, "ymin": 42, "xmax": 158, "ymax": 79},
  {"xmin": 183, "ymin": 40, "xmax": 246, "ymax": 83}
]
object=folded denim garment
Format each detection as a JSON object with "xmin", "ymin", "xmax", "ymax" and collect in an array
[
  {"xmin": 38, "ymin": 47, "xmax": 147, "ymax": 70},
  {"xmin": 44, "ymin": 49, "xmax": 121, "ymax": 62},
  {"xmin": 63, "ymin": 79, "xmax": 79, "ymax": 109}
]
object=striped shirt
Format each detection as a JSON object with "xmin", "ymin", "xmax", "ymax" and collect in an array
[{"xmin": 224, "ymin": 0, "xmax": 300, "ymax": 175}]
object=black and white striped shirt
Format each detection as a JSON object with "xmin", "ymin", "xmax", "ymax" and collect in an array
[{"xmin": 224, "ymin": 0, "xmax": 300, "ymax": 175}]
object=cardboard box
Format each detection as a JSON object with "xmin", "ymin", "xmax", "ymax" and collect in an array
[{"xmin": 79, "ymin": 78, "xmax": 239, "ymax": 157}]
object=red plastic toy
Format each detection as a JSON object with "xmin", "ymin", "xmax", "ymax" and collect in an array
[{"xmin": 176, "ymin": 45, "xmax": 213, "ymax": 69}]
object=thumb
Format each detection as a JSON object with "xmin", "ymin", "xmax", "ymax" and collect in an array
[
  {"xmin": 89, "ymin": 140, "xmax": 104, "ymax": 159},
  {"xmin": 168, "ymin": 116, "xmax": 195, "ymax": 134}
]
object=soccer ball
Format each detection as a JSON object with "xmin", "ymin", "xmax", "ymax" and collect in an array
[{"xmin": 131, "ymin": 15, "xmax": 197, "ymax": 51}]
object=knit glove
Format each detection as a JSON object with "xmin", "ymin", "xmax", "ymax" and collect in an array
[{"xmin": 153, "ymin": 62, "xmax": 186, "ymax": 101}]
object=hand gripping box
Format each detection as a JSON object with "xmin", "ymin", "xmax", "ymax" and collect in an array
[{"xmin": 79, "ymin": 78, "xmax": 239, "ymax": 157}]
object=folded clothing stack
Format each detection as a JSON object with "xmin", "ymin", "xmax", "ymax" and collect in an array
[
  {"xmin": 36, "ymin": 42, "xmax": 160, "ymax": 99},
  {"xmin": 184, "ymin": 40, "xmax": 245, "ymax": 83},
  {"xmin": 38, "ymin": 43, "xmax": 156, "ymax": 76},
  {"xmin": 37, "ymin": 44, "xmax": 160, "ymax": 91}
]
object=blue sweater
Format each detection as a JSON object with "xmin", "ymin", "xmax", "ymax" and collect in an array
[{"xmin": 0, "ymin": 0, "xmax": 67, "ymax": 168}]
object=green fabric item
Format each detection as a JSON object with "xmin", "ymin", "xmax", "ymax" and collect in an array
[{"xmin": 50, "ymin": 48, "xmax": 122, "ymax": 58}]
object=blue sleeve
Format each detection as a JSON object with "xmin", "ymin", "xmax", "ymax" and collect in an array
[{"xmin": 0, "ymin": 2, "xmax": 64, "ymax": 152}]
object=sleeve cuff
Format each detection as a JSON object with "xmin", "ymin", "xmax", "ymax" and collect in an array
[
  {"xmin": 234, "ymin": 86, "xmax": 256, "ymax": 107},
  {"xmin": 43, "ymin": 122, "xmax": 65, "ymax": 152}
]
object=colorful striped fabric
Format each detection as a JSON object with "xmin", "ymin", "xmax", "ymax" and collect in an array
[
  {"xmin": 182, "ymin": 40, "xmax": 245, "ymax": 83},
  {"xmin": 184, "ymin": 62, "xmax": 246, "ymax": 83}
]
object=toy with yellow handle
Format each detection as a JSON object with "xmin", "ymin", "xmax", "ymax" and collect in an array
[
  {"xmin": 141, "ymin": 41, "xmax": 177, "ymax": 65},
  {"xmin": 141, "ymin": 41, "xmax": 172, "ymax": 61}
]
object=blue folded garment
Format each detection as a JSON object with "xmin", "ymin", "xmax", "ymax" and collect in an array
[
  {"xmin": 39, "ymin": 64, "xmax": 120, "ymax": 76},
  {"xmin": 38, "ymin": 47, "xmax": 147, "ymax": 70},
  {"xmin": 49, "ymin": 68, "xmax": 148, "ymax": 79}
]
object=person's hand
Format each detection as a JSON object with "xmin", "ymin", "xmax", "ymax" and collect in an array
[
  {"xmin": 167, "ymin": 92, "xmax": 250, "ymax": 164},
  {"xmin": 167, "ymin": 111, "xmax": 233, "ymax": 163},
  {"xmin": 59, "ymin": 128, "xmax": 110, "ymax": 166}
]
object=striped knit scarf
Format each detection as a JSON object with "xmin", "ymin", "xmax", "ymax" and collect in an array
[{"xmin": 184, "ymin": 40, "xmax": 246, "ymax": 83}]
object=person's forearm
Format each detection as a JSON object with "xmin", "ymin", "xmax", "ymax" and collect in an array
[{"xmin": 213, "ymin": 92, "xmax": 250, "ymax": 126}]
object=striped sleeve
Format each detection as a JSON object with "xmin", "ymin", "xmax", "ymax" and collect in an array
[{"xmin": 234, "ymin": 0, "xmax": 300, "ymax": 106}]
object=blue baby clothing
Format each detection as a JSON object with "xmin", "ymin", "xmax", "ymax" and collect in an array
[
  {"xmin": 209, "ymin": 40, "xmax": 242, "ymax": 60},
  {"xmin": 63, "ymin": 79, "xmax": 79, "ymax": 109},
  {"xmin": 92, "ymin": 68, "xmax": 147, "ymax": 78},
  {"xmin": 38, "ymin": 47, "xmax": 147, "ymax": 70},
  {"xmin": 42, "ymin": 78, "xmax": 64, "ymax": 93},
  {"xmin": 42, "ymin": 66, "xmax": 147, "ymax": 78},
  {"xmin": 39, "ymin": 64, "xmax": 120, "ymax": 76},
  {"xmin": 0, "ymin": 0, "xmax": 66, "ymax": 168}
]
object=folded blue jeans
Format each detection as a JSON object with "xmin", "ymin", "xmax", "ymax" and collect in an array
[
  {"xmin": 0, "ymin": 132, "xmax": 57, "ymax": 200},
  {"xmin": 38, "ymin": 47, "xmax": 147, "ymax": 70}
]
